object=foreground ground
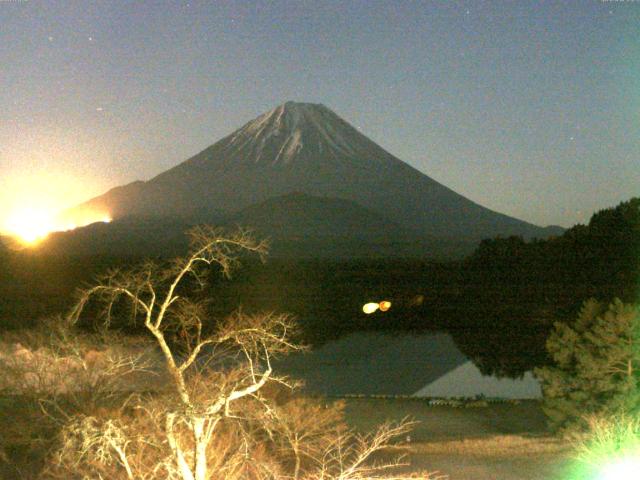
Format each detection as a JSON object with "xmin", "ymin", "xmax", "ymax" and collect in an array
[
  {"xmin": 1, "ymin": 395, "xmax": 574, "ymax": 479},
  {"xmin": 341, "ymin": 398, "xmax": 574, "ymax": 480},
  {"xmin": 0, "ymin": 337, "xmax": 573, "ymax": 479}
]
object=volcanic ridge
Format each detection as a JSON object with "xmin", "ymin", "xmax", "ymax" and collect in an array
[{"xmin": 57, "ymin": 101, "xmax": 562, "ymax": 258}]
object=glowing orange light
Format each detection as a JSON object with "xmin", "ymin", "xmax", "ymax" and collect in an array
[
  {"xmin": 3, "ymin": 206, "xmax": 112, "ymax": 246},
  {"xmin": 363, "ymin": 300, "xmax": 392, "ymax": 314},
  {"xmin": 4, "ymin": 207, "xmax": 56, "ymax": 244}
]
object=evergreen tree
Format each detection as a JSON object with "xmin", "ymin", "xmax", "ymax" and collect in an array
[{"xmin": 535, "ymin": 298, "xmax": 640, "ymax": 433}]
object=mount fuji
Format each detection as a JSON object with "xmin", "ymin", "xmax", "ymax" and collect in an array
[{"xmin": 59, "ymin": 101, "xmax": 561, "ymax": 257}]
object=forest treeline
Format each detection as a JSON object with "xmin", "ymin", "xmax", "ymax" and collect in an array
[
  {"xmin": 1, "ymin": 198, "xmax": 638, "ymax": 378},
  {"xmin": 456, "ymin": 197, "xmax": 639, "ymax": 376}
]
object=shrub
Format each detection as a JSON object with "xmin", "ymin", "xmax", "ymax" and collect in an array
[{"xmin": 535, "ymin": 298, "xmax": 640, "ymax": 433}]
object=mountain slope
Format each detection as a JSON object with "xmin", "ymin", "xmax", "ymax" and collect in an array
[
  {"xmin": 44, "ymin": 193, "xmax": 478, "ymax": 259},
  {"xmin": 67, "ymin": 101, "xmax": 557, "ymax": 240},
  {"xmin": 38, "ymin": 216, "xmax": 196, "ymax": 257},
  {"xmin": 225, "ymin": 192, "xmax": 435, "ymax": 258},
  {"xmin": 227, "ymin": 192, "xmax": 409, "ymax": 240}
]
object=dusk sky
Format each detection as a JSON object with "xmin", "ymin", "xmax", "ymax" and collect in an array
[{"xmin": 1, "ymin": 0, "xmax": 638, "ymax": 230}]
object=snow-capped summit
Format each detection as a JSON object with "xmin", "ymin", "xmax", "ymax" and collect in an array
[
  {"xmin": 66, "ymin": 101, "xmax": 557, "ymax": 241},
  {"xmin": 226, "ymin": 101, "xmax": 360, "ymax": 164}
]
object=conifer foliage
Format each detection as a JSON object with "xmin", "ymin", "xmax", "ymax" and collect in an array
[{"xmin": 535, "ymin": 299, "xmax": 640, "ymax": 433}]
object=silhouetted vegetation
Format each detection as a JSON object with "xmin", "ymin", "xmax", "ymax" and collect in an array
[
  {"xmin": 458, "ymin": 198, "xmax": 639, "ymax": 376},
  {"xmin": 1, "ymin": 198, "xmax": 638, "ymax": 378},
  {"xmin": 536, "ymin": 299, "xmax": 640, "ymax": 430},
  {"xmin": 535, "ymin": 298, "xmax": 640, "ymax": 433},
  {"xmin": 1, "ymin": 228, "xmax": 425, "ymax": 479}
]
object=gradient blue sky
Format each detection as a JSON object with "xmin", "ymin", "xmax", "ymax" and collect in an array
[{"xmin": 1, "ymin": 0, "xmax": 638, "ymax": 228}]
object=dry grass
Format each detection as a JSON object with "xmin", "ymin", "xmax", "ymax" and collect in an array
[
  {"xmin": 340, "ymin": 398, "xmax": 575, "ymax": 480},
  {"xmin": 0, "ymin": 390, "xmax": 573, "ymax": 480},
  {"xmin": 412, "ymin": 435, "xmax": 568, "ymax": 457},
  {"xmin": 388, "ymin": 435, "xmax": 573, "ymax": 480}
]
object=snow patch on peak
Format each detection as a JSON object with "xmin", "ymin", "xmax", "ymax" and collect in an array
[
  {"xmin": 261, "ymin": 101, "xmax": 332, "ymax": 137},
  {"xmin": 227, "ymin": 101, "xmax": 360, "ymax": 165},
  {"xmin": 274, "ymin": 128, "xmax": 304, "ymax": 165}
]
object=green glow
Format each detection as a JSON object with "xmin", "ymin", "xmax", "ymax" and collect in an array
[
  {"xmin": 598, "ymin": 457, "xmax": 640, "ymax": 480},
  {"xmin": 568, "ymin": 416, "xmax": 640, "ymax": 480}
]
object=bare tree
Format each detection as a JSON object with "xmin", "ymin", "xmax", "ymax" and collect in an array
[
  {"xmin": 28, "ymin": 226, "xmax": 436, "ymax": 480},
  {"xmin": 65, "ymin": 226, "xmax": 296, "ymax": 480}
]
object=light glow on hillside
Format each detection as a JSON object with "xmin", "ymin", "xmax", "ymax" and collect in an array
[
  {"xmin": 1, "ymin": 172, "xmax": 112, "ymax": 246},
  {"xmin": 379, "ymin": 300, "xmax": 391, "ymax": 312},
  {"xmin": 3, "ymin": 206, "xmax": 111, "ymax": 246},
  {"xmin": 362, "ymin": 302, "xmax": 380, "ymax": 314},
  {"xmin": 5, "ymin": 207, "xmax": 56, "ymax": 244},
  {"xmin": 362, "ymin": 301, "xmax": 392, "ymax": 314}
]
